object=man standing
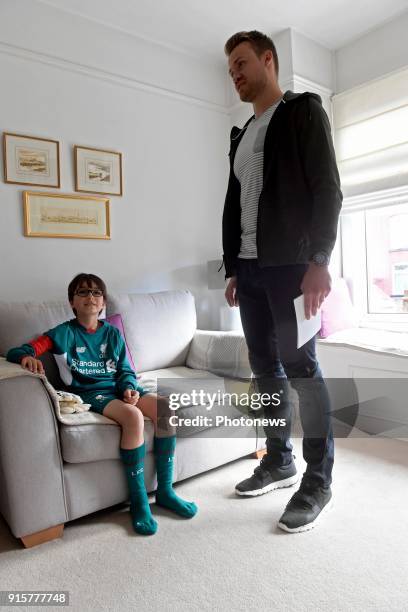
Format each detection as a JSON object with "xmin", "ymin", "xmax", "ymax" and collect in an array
[{"xmin": 222, "ymin": 31, "xmax": 342, "ymax": 532}]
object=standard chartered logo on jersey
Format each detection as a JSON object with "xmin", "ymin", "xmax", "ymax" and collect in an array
[
  {"xmin": 106, "ymin": 359, "xmax": 117, "ymax": 373},
  {"xmin": 71, "ymin": 357, "xmax": 117, "ymax": 375}
]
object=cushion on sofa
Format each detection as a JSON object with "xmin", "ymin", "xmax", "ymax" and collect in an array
[
  {"xmin": 60, "ymin": 417, "xmax": 156, "ymax": 463},
  {"xmin": 0, "ymin": 300, "xmax": 74, "ymax": 387},
  {"xmin": 105, "ymin": 313, "xmax": 135, "ymax": 370},
  {"xmin": 107, "ymin": 290, "xmax": 197, "ymax": 373},
  {"xmin": 186, "ymin": 330, "xmax": 251, "ymax": 379},
  {"xmin": 0, "ymin": 300, "xmax": 73, "ymax": 357},
  {"xmin": 320, "ymin": 278, "xmax": 358, "ymax": 338},
  {"xmin": 59, "ymin": 366, "xmax": 251, "ymax": 462}
]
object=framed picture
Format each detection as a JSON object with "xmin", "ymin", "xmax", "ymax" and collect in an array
[
  {"xmin": 23, "ymin": 191, "xmax": 110, "ymax": 239},
  {"xmin": 74, "ymin": 146, "xmax": 123, "ymax": 195},
  {"xmin": 3, "ymin": 132, "xmax": 60, "ymax": 187}
]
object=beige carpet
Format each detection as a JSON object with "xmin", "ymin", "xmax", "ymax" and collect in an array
[{"xmin": 0, "ymin": 438, "xmax": 407, "ymax": 612}]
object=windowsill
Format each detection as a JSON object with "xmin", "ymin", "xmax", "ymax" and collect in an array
[
  {"xmin": 357, "ymin": 319, "xmax": 408, "ymax": 333},
  {"xmin": 318, "ymin": 327, "xmax": 408, "ymax": 358}
]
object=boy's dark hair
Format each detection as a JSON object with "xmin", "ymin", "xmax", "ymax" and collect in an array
[
  {"xmin": 68, "ymin": 273, "xmax": 107, "ymax": 316},
  {"xmin": 224, "ymin": 30, "xmax": 279, "ymax": 77}
]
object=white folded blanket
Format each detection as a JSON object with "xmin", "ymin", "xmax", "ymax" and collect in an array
[
  {"xmin": 0, "ymin": 357, "xmax": 116, "ymax": 425},
  {"xmin": 54, "ymin": 390, "xmax": 91, "ymax": 414}
]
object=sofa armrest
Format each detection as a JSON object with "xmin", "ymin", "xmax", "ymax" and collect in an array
[
  {"xmin": 0, "ymin": 376, "xmax": 68, "ymax": 538},
  {"xmin": 186, "ymin": 329, "xmax": 251, "ymax": 379}
]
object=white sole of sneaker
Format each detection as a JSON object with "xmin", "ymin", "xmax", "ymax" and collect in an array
[
  {"xmin": 277, "ymin": 498, "xmax": 334, "ymax": 533},
  {"xmin": 235, "ymin": 473, "xmax": 299, "ymax": 497}
]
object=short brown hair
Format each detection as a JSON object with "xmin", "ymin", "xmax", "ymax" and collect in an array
[
  {"xmin": 68, "ymin": 273, "xmax": 107, "ymax": 315},
  {"xmin": 224, "ymin": 30, "xmax": 279, "ymax": 77}
]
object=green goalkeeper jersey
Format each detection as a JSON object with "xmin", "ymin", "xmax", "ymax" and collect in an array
[{"xmin": 6, "ymin": 319, "xmax": 146, "ymax": 396}]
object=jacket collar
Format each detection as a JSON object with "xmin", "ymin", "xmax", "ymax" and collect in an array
[{"xmin": 230, "ymin": 90, "xmax": 322, "ymax": 142}]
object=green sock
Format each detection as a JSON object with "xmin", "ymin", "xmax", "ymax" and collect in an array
[
  {"xmin": 120, "ymin": 443, "xmax": 157, "ymax": 535},
  {"xmin": 154, "ymin": 436, "xmax": 198, "ymax": 519}
]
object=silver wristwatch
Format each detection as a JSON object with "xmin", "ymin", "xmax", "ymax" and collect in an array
[{"xmin": 310, "ymin": 251, "xmax": 330, "ymax": 266}]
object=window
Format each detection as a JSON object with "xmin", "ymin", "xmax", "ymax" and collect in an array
[
  {"xmin": 366, "ymin": 204, "xmax": 408, "ymax": 314},
  {"xmin": 341, "ymin": 188, "xmax": 408, "ymax": 328},
  {"xmin": 392, "ymin": 263, "xmax": 408, "ymax": 296},
  {"xmin": 332, "ymin": 68, "xmax": 408, "ymax": 329}
]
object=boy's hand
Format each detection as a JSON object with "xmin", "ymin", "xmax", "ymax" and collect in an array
[
  {"xmin": 123, "ymin": 389, "xmax": 140, "ymax": 405},
  {"xmin": 21, "ymin": 356, "xmax": 45, "ymax": 375}
]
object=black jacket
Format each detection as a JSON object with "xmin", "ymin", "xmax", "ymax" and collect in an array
[{"xmin": 221, "ymin": 90, "xmax": 342, "ymax": 279}]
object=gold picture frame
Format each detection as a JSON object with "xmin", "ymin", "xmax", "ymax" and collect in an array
[
  {"xmin": 3, "ymin": 132, "xmax": 61, "ymax": 188},
  {"xmin": 23, "ymin": 191, "xmax": 110, "ymax": 239},
  {"xmin": 74, "ymin": 145, "xmax": 123, "ymax": 196}
]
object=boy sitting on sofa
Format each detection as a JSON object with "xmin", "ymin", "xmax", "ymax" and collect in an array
[{"xmin": 7, "ymin": 272, "xmax": 197, "ymax": 536}]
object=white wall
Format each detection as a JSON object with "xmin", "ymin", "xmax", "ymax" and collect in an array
[
  {"xmin": 0, "ymin": 0, "xmax": 231, "ymax": 329},
  {"xmin": 291, "ymin": 29, "xmax": 334, "ymax": 92},
  {"xmin": 335, "ymin": 11, "xmax": 408, "ymax": 92},
  {"xmin": 4, "ymin": 1, "xmax": 405, "ymax": 331}
]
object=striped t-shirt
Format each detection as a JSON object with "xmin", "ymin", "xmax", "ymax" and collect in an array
[{"xmin": 233, "ymin": 98, "xmax": 282, "ymax": 259}]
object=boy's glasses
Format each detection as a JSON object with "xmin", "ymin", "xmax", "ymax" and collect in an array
[{"xmin": 75, "ymin": 289, "xmax": 104, "ymax": 298}]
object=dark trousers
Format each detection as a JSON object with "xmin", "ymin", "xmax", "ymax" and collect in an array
[{"xmin": 236, "ymin": 258, "xmax": 334, "ymax": 488}]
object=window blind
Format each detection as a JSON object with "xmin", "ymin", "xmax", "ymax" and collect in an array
[{"xmin": 333, "ymin": 67, "xmax": 408, "ymax": 197}]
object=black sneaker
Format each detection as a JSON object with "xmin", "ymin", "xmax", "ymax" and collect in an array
[
  {"xmin": 277, "ymin": 480, "xmax": 333, "ymax": 533},
  {"xmin": 235, "ymin": 456, "xmax": 298, "ymax": 497}
]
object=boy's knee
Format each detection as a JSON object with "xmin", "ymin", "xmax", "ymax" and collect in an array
[{"xmin": 120, "ymin": 403, "xmax": 144, "ymax": 427}]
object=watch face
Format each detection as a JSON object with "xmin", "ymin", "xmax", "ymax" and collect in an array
[{"xmin": 313, "ymin": 252, "xmax": 329, "ymax": 265}]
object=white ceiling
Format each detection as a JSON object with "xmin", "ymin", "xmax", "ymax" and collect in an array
[{"xmin": 38, "ymin": 0, "xmax": 408, "ymax": 63}]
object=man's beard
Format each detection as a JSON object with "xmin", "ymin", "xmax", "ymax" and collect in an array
[
  {"xmin": 239, "ymin": 76, "xmax": 264, "ymax": 102},
  {"xmin": 239, "ymin": 89, "xmax": 253, "ymax": 102},
  {"xmin": 239, "ymin": 88, "xmax": 255, "ymax": 103}
]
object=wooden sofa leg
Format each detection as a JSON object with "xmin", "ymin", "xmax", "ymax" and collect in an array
[
  {"xmin": 253, "ymin": 449, "xmax": 267, "ymax": 460},
  {"xmin": 21, "ymin": 524, "xmax": 64, "ymax": 548}
]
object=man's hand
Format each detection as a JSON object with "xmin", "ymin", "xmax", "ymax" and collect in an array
[
  {"xmin": 21, "ymin": 356, "xmax": 45, "ymax": 375},
  {"xmin": 225, "ymin": 276, "xmax": 239, "ymax": 307},
  {"xmin": 123, "ymin": 389, "xmax": 140, "ymax": 405},
  {"xmin": 300, "ymin": 263, "xmax": 332, "ymax": 319}
]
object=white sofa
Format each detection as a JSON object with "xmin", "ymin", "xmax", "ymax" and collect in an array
[{"xmin": 0, "ymin": 290, "xmax": 261, "ymax": 548}]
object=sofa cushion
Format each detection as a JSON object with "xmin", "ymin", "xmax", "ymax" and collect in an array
[
  {"xmin": 186, "ymin": 330, "xmax": 251, "ymax": 379},
  {"xmin": 140, "ymin": 366, "xmax": 251, "ymax": 436},
  {"xmin": 320, "ymin": 278, "xmax": 358, "ymax": 338},
  {"xmin": 59, "ymin": 366, "xmax": 250, "ymax": 462},
  {"xmin": 0, "ymin": 300, "xmax": 74, "ymax": 387},
  {"xmin": 107, "ymin": 290, "xmax": 197, "ymax": 372},
  {"xmin": 60, "ymin": 417, "xmax": 155, "ymax": 463},
  {"xmin": 105, "ymin": 313, "xmax": 135, "ymax": 370},
  {"xmin": 0, "ymin": 300, "xmax": 73, "ymax": 357}
]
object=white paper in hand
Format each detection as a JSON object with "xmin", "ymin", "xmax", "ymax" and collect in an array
[{"xmin": 294, "ymin": 294, "xmax": 321, "ymax": 349}]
